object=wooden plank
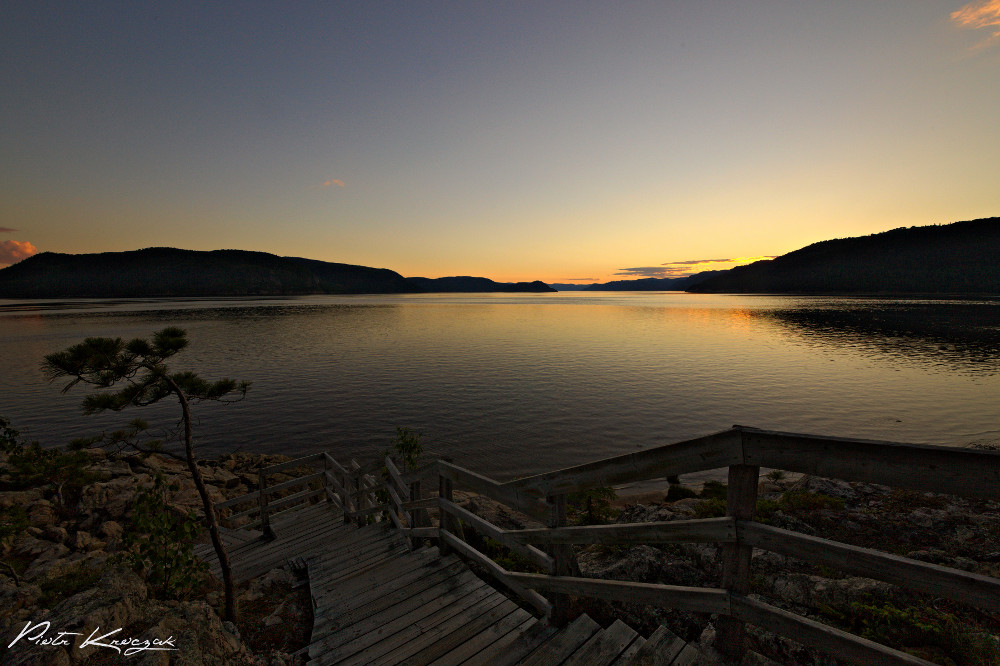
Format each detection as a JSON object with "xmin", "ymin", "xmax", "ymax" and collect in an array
[
  {"xmin": 364, "ymin": 593, "xmax": 511, "ymax": 666},
  {"xmin": 622, "ymin": 625, "xmax": 685, "ymax": 666},
  {"xmin": 518, "ymin": 614, "xmax": 601, "ymax": 666},
  {"xmin": 315, "ymin": 552, "xmax": 456, "ymax": 610},
  {"xmin": 610, "ymin": 635, "xmax": 645, "ymax": 666},
  {"xmin": 398, "ymin": 526, "xmax": 439, "ymax": 538},
  {"xmin": 506, "ymin": 572, "xmax": 730, "ymax": 615},
  {"xmin": 714, "ymin": 463, "xmax": 759, "ymax": 662},
  {"xmin": 267, "ymin": 485, "xmax": 325, "ymax": 513},
  {"xmin": 439, "ymin": 529, "xmax": 553, "ymax": 617},
  {"xmin": 437, "ymin": 461, "xmax": 552, "ymax": 523},
  {"xmin": 411, "ymin": 601, "xmax": 525, "ymax": 665},
  {"xmin": 324, "ymin": 452, "xmax": 350, "ymax": 476},
  {"xmin": 507, "ymin": 517, "xmax": 736, "ymax": 546},
  {"xmin": 347, "ymin": 502, "xmax": 390, "ymax": 518},
  {"xmin": 309, "ymin": 577, "xmax": 494, "ymax": 662},
  {"xmin": 327, "ymin": 586, "xmax": 503, "ymax": 666},
  {"xmin": 562, "ymin": 619, "xmax": 639, "ymax": 666},
  {"xmin": 669, "ymin": 644, "xmax": 701, "ymax": 666},
  {"xmin": 315, "ymin": 561, "xmax": 476, "ymax": 638},
  {"xmin": 459, "ymin": 614, "xmax": 539, "ymax": 666},
  {"xmin": 504, "ymin": 428, "xmax": 743, "ymax": 497},
  {"xmin": 261, "ymin": 470, "xmax": 325, "ymax": 497},
  {"xmin": 400, "ymin": 496, "xmax": 439, "ymax": 511},
  {"xmin": 261, "ymin": 452, "xmax": 324, "ymax": 475},
  {"xmin": 439, "ymin": 498, "xmax": 554, "ymax": 572},
  {"xmin": 730, "ymin": 595, "xmax": 938, "ymax": 666},
  {"xmin": 384, "ymin": 456, "xmax": 411, "ymax": 500},
  {"xmin": 739, "ymin": 426, "xmax": 1000, "ymax": 501},
  {"xmin": 215, "ymin": 490, "xmax": 260, "ymax": 510},
  {"xmin": 739, "ymin": 520, "xmax": 1000, "ymax": 612},
  {"xmin": 313, "ymin": 549, "xmax": 450, "ymax": 607},
  {"xmin": 480, "ymin": 619, "xmax": 560, "ymax": 666}
]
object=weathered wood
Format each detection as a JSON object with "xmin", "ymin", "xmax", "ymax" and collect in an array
[
  {"xmin": 401, "ymin": 496, "xmax": 438, "ymax": 511},
  {"xmin": 439, "ymin": 498, "xmax": 554, "ymax": 572},
  {"xmin": 215, "ymin": 490, "xmax": 260, "ymax": 510},
  {"xmin": 260, "ymin": 452, "xmax": 324, "ymax": 475},
  {"xmin": 270, "ymin": 485, "xmax": 324, "ymax": 510},
  {"xmin": 547, "ymin": 493, "xmax": 577, "ymax": 625},
  {"xmin": 459, "ymin": 614, "xmax": 538, "ymax": 666},
  {"xmin": 518, "ymin": 614, "xmax": 601, "ymax": 666},
  {"xmin": 260, "ymin": 470, "xmax": 325, "ymax": 497},
  {"xmin": 624, "ymin": 625, "xmax": 686, "ymax": 666},
  {"xmin": 439, "ymin": 475, "xmax": 456, "ymax": 556},
  {"xmin": 437, "ymin": 460, "xmax": 552, "ymax": 522},
  {"xmin": 398, "ymin": 526, "xmax": 439, "ymax": 538},
  {"xmin": 323, "ymin": 470, "xmax": 354, "ymax": 513},
  {"xmin": 506, "ymin": 572, "xmax": 730, "ymax": 614},
  {"xmin": 507, "ymin": 517, "xmax": 736, "ymax": 546},
  {"xmin": 439, "ymin": 529, "xmax": 553, "ymax": 616},
  {"xmin": 366, "ymin": 594, "xmax": 510, "ymax": 665},
  {"xmin": 384, "ymin": 456, "xmax": 411, "ymax": 500},
  {"xmin": 411, "ymin": 601, "xmax": 525, "ymax": 665},
  {"xmin": 346, "ymin": 502, "xmax": 390, "ymax": 519},
  {"xmin": 739, "ymin": 426, "xmax": 1000, "ymax": 500},
  {"xmin": 562, "ymin": 618, "xmax": 638, "ymax": 666},
  {"xmin": 730, "ymin": 595, "xmax": 937, "ymax": 666},
  {"xmin": 481, "ymin": 619, "xmax": 561, "ymax": 666},
  {"xmin": 324, "ymin": 452, "xmax": 350, "ymax": 476},
  {"xmin": 258, "ymin": 468, "xmax": 274, "ymax": 540},
  {"xmin": 739, "ymin": 520, "xmax": 1000, "ymax": 612},
  {"xmin": 504, "ymin": 428, "xmax": 743, "ymax": 497},
  {"xmin": 714, "ymin": 463, "xmax": 759, "ymax": 663}
]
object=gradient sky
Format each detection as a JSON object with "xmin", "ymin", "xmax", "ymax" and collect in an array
[{"xmin": 2, "ymin": 2, "xmax": 998, "ymax": 282}]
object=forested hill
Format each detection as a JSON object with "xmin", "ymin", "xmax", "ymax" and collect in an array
[
  {"xmin": 0, "ymin": 248, "xmax": 414, "ymax": 297},
  {"xmin": 404, "ymin": 276, "xmax": 555, "ymax": 293},
  {"xmin": 688, "ymin": 217, "xmax": 1000, "ymax": 294}
]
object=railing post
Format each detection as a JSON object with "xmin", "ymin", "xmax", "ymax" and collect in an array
[
  {"xmin": 355, "ymin": 470, "xmax": 366, "ymax": 527},
  {"xmin": 439, "ymin": 474, "xmax": 454, "ymax": 555},
  {"xmin": 409, "ymin": 479, "xmax": 423, "ymax": 550},
  {"xmin": 258, "ymin": 469, "xmax": 275, "ymax": 541},
  {"xmin": 323, "ymin": 454, "xmax": 331, "ymax": 503},
  {"xmin": 715, "ymin": 463, "xmax": 760, "ymax": 663},
  {"xmin": 342, "ymin": 470, "xmax": 353, "ymax": 525},
  {"xmin": 547, "ymin": 493, "xmax": 579, "ymax": 626}
]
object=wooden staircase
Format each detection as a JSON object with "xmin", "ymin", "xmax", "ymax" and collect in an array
[
  {"xmin": 197, "ymin": 502, "xmax": 706, "ymax": 665},
  {"xmin": 301, "ymin": 521, "xmax": 704, "ymax": 666}
]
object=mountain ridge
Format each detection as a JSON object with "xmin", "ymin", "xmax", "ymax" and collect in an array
[{"xmin": 0, "ymin": 248, "xmax": 554, "ymax": 298}]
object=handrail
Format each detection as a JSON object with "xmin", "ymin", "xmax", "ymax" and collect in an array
[{"xmin": 210, "ymin": 427, "xmax": 999, "ymax": 666}]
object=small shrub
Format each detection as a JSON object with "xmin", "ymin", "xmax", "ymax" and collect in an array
[
  {"xmin": 37, "ymin": 560, "xmax": 104, "ymax": 608},
  {"xmin": 700, "ymin": 481, "xmax": 728, "ymax": 500},
  {"xmin": 0, "ymin": 416, "xmax": 96, "ymax": 508},
  {"xmin": 568, "ymin": 486, "xmax": 618, "ymax": 525},
  {"xmin": 780, "ymin": 490, "xmax": 845, "ymax": 513},
  {"xmin": 666, "ymin": 485, "xmax": 697, "ymax": 501},
  {"xmin": 123, "ymin": 473, "xmax": 207, "ymax": 600},
  {"xmin": 692, "ymin": 497, "xmax": 727, "ymax": 519}
]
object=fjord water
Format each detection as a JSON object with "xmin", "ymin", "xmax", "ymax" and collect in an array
[{"xmin": 2, "ymin": 292, "xmax": 998, "ymax": 479}]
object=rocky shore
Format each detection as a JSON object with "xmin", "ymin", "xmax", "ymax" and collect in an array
[
  {"xmin": 3, "ymin": 444, "xmax": 999, "ymax": 665},
  {"xmin": 0, "ymin": 448, "xmax": 312, "ymax": 665}
]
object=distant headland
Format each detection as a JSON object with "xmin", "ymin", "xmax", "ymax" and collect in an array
[
  {"xmin": 0, "ymin": 247, "xmax": 556, "ymax": 298},
  {"xmin": 687, "ymin": 216, "xmax": 1000, "ymax": 295}
]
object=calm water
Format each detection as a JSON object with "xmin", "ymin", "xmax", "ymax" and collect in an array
[{"xmin": 1, "ymin": 292, "xmax": 998, "ymax": 479}]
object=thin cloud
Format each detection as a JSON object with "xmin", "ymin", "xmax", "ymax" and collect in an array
[
  {"xmin": 560, "ymin": 277, "xmax": 597, "ymax": 282},
  {"xmin": 0, "ymin": 240, "xmax": 38, "ymax": 266},
  {"xmin": 951, "ymin": 0, "xmax": 1000, "ymax": 48},
  {"xmin": 0, "ymin": 227, "xmax": 18, "ymax": 234},
  {"xmin": 665, "ymin": 258, "xmax": 733, "ymax": 266},
  {"xmin": 614, "ymin": 267, "xmax": 679, "ymax": 278},
  {"xmin": 321, "ymin": 179, "xmax": 345, "ymax": 188}
]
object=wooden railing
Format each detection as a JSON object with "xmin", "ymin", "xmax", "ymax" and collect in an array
[{"xmin": 215, "ymin": 427, "xmax": 1000, "ymax": 666}]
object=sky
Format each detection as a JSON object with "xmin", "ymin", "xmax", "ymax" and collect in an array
[{"xmin": 2, "ymin": 1, "xmax": 999, "ymax": 283}]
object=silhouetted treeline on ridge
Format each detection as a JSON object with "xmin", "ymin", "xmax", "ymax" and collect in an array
[
  {"xmin": 688, "ymin": 217, "xmax": 1000, "ymax": 294},
  {"xmin": 0, "ymin": 248, "xmax": 554, "ymax": 298}
]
